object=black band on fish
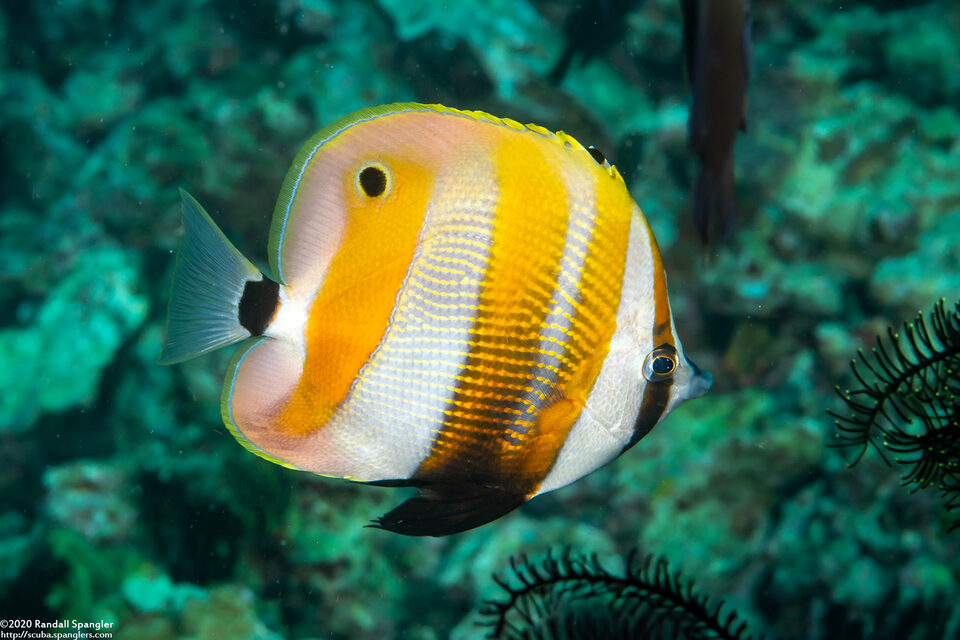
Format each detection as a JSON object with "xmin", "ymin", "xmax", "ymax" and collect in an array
[
  {"xmin": 238, "ymin": 277, "xmax": 280, "ymax": 336},
  {"xmin": 623, "ymin": 373, "xmax": 673, "ymax": 453}
]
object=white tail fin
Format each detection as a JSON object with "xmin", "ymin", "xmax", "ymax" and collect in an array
[{"xmin": 159, "ymin": 190, "xmax": 264, "ymax": 365}]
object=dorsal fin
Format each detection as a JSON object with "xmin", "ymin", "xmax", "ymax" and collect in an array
[{"xmin": 267, "ymin": 102, "xmax": 621, "ymax": 285}]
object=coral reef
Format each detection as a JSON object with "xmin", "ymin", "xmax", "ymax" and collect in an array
[
  {"xmin": 2, "ymin": 0, "xmax": 960, "ymax": 638},
  {"xmin": 0, "ymin": 248, "xmax": 147, "ymax": 432}
]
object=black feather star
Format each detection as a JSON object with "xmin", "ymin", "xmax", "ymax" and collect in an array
[
  {"xmin": 830, "ymin": 298, "xmax": 960, "ymax": 531},
  {"xmin": 478, "ymin": 548, "xmax": 761, "ymax": 640}
]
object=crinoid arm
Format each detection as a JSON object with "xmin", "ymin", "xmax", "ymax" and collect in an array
[
  {"xmin": 478, "ymin": 548, "xmax": 761, "ymax": 639},
  {"xmin": 829, "ymin": 299, "xmax": 960, "ymax": 531}
]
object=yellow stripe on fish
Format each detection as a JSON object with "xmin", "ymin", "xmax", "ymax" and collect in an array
[{"xmin": 159, "ymin": 103, "xmax": 713, "ymax": 537}]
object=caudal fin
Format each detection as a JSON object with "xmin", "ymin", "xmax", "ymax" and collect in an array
[{"xmin": 158, "ymin": 190, "xmax": 267, "ymax": 365}]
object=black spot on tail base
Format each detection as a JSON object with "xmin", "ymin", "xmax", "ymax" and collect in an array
[{"xmin": 238, "ymin": 278, "xmax": 280, "ymax": 336}]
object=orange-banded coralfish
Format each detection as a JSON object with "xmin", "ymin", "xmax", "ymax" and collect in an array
[{"xmin": 159, "ymin": 103, "xmax": 712, "ymax": 537}]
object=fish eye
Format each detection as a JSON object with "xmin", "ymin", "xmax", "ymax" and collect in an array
[
  {"xmin": 357, "ymin": 164, "xmax": 388, "ymax": 197},
  {"xmin": 587, "ymin": 145, "xmax": 608, "ymax": 166},
  {"xmin": 642, "ymin": 345, "xmax": 677, "ymax": 382}
]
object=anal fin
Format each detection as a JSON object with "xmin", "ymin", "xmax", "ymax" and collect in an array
[{"xmin": 366, "ymin": 482, "xmax": 527, "ymax": 537}]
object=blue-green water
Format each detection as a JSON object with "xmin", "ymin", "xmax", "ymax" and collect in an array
[{"xmin": 2, "ymin": 1, "xmax": 959, "ymax": 638}]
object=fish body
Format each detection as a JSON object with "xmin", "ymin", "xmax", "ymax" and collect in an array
[
  {"xmin": 160, "ymin": 103, "xmax": 711, "ymax": 536},
  {"xmin": 682, "ymin": 0, "xmax": 751, "ymax": 243}
]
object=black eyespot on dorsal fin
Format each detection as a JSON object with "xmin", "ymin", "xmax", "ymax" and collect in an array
[
  {"xmin": 359, "ymin": 165, "xmax": 387, "ymax": 197},
  {"xmin": 366, "ymin": 481, "xmax": 527, "ymax": 537}
]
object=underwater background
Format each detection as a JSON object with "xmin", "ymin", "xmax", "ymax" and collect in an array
[{"xmin": 2, "ymin": 0, "xmax": 960, "ymax": 638}]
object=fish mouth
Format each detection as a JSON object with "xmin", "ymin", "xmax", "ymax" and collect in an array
[{"xmin": 684, "ymin": 357, "xmax": 713, "ymax": 399}]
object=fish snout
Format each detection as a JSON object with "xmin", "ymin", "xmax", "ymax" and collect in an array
[{"xmin": 684, "ymin": 356, "xmax": 713, "ymax": 400}]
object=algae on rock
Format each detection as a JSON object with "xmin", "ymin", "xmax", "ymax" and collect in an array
[{"xmin": 0, "ymin": 248, "xmax": 147, "ymax": 432}]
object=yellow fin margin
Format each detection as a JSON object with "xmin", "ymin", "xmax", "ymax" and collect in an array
[{"xmin": 220, "ymin": 337, "xmax": 301, "ymax": 471}]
